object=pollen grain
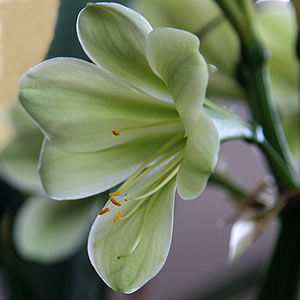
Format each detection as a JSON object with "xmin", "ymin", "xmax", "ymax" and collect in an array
[
  {"xmin": 98, "ymin": 207, "xmax": 110, "ymax": 215},
  {"xmin": 109, "ymin": 191, "xmax": 121, "ymax": 196},
  {"xmin": 112, "ymin": 128, "xmax": 120, "ymax": 136},
  {"xmin": 111, "ymin": 197, "xmax": 122, "ymax": 206},
  {"xmin": 114, "ymin": 212, "xmax": 123, "ymax": 223}
]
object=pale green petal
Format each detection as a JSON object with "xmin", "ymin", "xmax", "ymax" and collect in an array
[
  {"xmin": 132, "ymin": 0, "xmax": 241, "ymax": 100},
  {"xmin": 11, "ymin": 104, "xmax": 40, "ymax": 135},
  {"xmin": 146, "ymin": 28, "xmax": 208, "ymax": 133},
  {"xmin": 0, "ymin": 133, "xmax": 43, "ymax": 194},
  {"xmin": 0, "ymin": 106, "xmax": 43, "ymax": 194},
  {"xmin": 20, "ymin": 57, "xmax": 180, "ymax": 152},
  {"xmin": 177, "ymin": 111, "xmax": 220, "ymax": 199},
  {"xmin": 13, "ymin": 195, "xmax": 100, "ymax": 263},
  {"xmin": 40, "ymin": 128, "xmax": 182, "ymax": 199},
  {"xmin": 77, "ymin": 3, "xmax": 170, "ymax": 101},
  {"xmin": 88, "ymin": 178, "xmax": 176, "ymax": 293}
]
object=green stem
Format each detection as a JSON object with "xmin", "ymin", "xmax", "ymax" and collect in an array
[
  {"xmin": 257, "ymin": 202, "xmax": 300, "ymax": 300},
  {"xmin": 210, "ymin": 173, "xmax": 249, "ymax": 199},
  {"xmin": 240, "ymin": 61, "xmax": 296, "ymax": 187}
]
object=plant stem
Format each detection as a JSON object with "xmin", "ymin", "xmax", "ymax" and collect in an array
[
  {"xmin": 210, "ymin": 173, "xmax": 249, "ymax": 199},
  {"xmin": 240, "ymin": 59, "xmax": 296, "ymax": 189},
  {"xmin": 256, "ymin": 200, "xmax": 300, "ymax": 300}
]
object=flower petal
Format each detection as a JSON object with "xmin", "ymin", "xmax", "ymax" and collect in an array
[
  {"xmin": 177, "ymin": 111, "xmax": 220, "ymax": 199},
  {"xmin": 228, "ymin": 219, "xmax": 256, "ymax": 263},
  {"xmin": 20, "ymin": 57, "xmax": 180, "ymax": 152},
  {"xmin": 146, "ymin": 27, "xmax": 208, "ymax": 133},
  {"xmin": 0, "ymin": 106, "xmax": 44, "ymax": 194},
  {"xmin": 13, "ymin": 195, "xmax": 99, "ymax": 263},
  {"xmin": 77, "ymin": 3, "xmax": 169, "ymax": 101},
  {"xmin": 40, "ymin": 129, "xmax": 181, "ymax": 200},
  {"xmin": 88, "ymin": 178, "xmax": 177, "ymax": 293}
]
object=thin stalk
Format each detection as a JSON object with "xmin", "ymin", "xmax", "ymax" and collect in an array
[{"xmin": 210, "ymin": 173, "xmax": 249, "ymax": 199}]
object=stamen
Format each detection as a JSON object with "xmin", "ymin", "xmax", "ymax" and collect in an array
[
  {"xmin": 114, "ymin": 212, "xmax": 123, "ymax": 223},
  {"xmin": 98, "ymin": 208, "xmax": 110, "ymax": 215},
  {"xmin": 129, "ymin": 164, "xmax": 180, "ymax": 201},
  {"xmin": 117, "ymin": 133, "xmax": 184, "ymax": 192},
  {"xmin": 124, "ymin": 143, "xmax": 184, "ymax": 192},
  {"xmin": 118, "ymin": 118, "xmax": 180, "ymax": 131},
  {"xmin": 118, "ymin": 193, "xmax": 158, "ymax": 259},
  {"xmin": 127, "ymin": 149, "xmax": 184, "ymax": 199},
  {"xmin": 112, "ymin": 128, "xmax": 120, "ymax": 136},
  {"xmin": 124, "ymin": 193, "xmax": 128, "ymax": 196},
  {"xmin": 110, "ymin": 197, "xmax": 122, "ymax": 206},
  {"xmin": 109, "ymin": 191, "xmax": 121, "ymax": 196}
]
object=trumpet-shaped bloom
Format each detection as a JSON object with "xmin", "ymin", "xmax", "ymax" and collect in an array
[{"xmin": 18, "ymin": 2, "xmax": 257, "ymax": 293}]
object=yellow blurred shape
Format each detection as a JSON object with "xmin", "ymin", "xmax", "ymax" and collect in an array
[
  {"xmin": 0, "ymin": 0, "xmax": 59, "ymax": 105},
  {"xmin": 0, "ymin": 0, "xmax": 58, "ymax": 148}
]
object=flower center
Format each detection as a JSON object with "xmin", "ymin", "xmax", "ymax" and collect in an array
[{"xmin": 98, "ymin": 132, "xmax": 186, "ymax": 259}]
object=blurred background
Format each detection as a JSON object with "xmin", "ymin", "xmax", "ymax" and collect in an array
[{"xmin": 0, "ymin": 0, "xmax": 294, "ymax": 299}]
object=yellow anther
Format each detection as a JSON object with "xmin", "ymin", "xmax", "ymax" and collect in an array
[
  {"xmin": 111, "ymin": 197, "xmax": 121, "ymax": 206},
  {"xmin": 98, "ymin": 207, "xmax": 110, "ymax": 215},
  {"xmin": 124, "ymin": 193, "xmax": 128, "ymax": 196},
  {"xmin": 109, "ymin": 191, "xmax": 121, "ymax": 196},
  {"xmin": 114, "ymin": 212, "xmax": 123, "ymax": 223},
  {"xmin": 112, "ymin": 128, "xmax": 120, "ymax": 136}
]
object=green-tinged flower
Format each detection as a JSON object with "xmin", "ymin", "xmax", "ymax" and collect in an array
[
  {"xmin": 131, "ymin": 0, "xmax": 243, "ymax": 99},
  {"xmin": 0, "ymin": 105, "xmax": 100, "ymax": 263},
  {"xmin": 19, "ymin": 3, "xmax": 258, "ymax": 293}
]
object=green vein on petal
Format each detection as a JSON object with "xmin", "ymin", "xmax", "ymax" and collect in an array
[
  {"xmin": 40, "ymin": 127, "xmax": 182, "ymax": 200},
  {"xmin": 20, "ymin": 57, "xmax": 181, "ymax": 153}
]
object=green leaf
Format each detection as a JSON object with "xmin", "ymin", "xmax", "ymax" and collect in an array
[
  {"xmin": 88, "ymin": 178, "xmax": 176, "ymax": 293},
  {"xmin": 177, "ymin": 111, "xmax": 219, "ymax": 199},
  {"xmin": 20, "ymin": 57, "xmax": 181, "ymax": 153},
  {"xmin": 77, "ymin": 3, "xmax": 170, "ymax": 101},
  {"xmin": 40, "ymin": 130, "xmax": 182, "ymax": 200},
  {"xmin": 146, "ymin": 27, "xmax": 208, "ymax": 133},
  {"xmin": 13, "ymin": 195, "xmax": 99, "ymax": 263}
]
